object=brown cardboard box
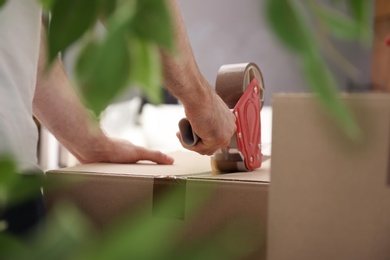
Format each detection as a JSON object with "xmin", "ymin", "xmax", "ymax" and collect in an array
[
  {"xmin": 269, "ymin": 93, "xmax": 390, "ymax": 260},
  {"xmin": 45, "ymin": 151, "xmax": 270, "ymax": 259}
]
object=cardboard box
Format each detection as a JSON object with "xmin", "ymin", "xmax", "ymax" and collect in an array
[
  {"xmin": 45, "ymin": 151, "xmax": 270, "ymax": 259},
  {"xmin": 269, "ymin": 93, "xmax": 390, "ymax": 260}
]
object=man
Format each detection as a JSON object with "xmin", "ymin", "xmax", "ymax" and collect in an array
[{"xmin": 0, "ymin": 0, "xmax": 235, "ymax": 235}]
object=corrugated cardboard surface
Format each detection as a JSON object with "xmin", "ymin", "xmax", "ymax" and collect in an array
[
  {"xmin": 45, "ymin": 151, "xmax": 270, "ymax": 259},
  {"xmin": 269, "ymin": 93, "xmax": 390, "ymax": 260}
]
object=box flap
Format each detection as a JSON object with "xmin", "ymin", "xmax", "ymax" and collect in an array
[
  {"xmin": 48, "ymin": 151, "xmax": 270, "ymax": 183},
  {"xmin": 49, "ymin": 151, "xmax": 210, "ymax": 177}
]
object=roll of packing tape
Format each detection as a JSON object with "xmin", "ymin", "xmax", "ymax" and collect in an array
[{"xmin": 216, "ymin": 62, "xmax": 264, "ymax": 109}]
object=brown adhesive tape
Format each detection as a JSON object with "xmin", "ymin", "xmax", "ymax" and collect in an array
[{"xmin": 216, "ymin": 63, "xmax": 265, "ymax": 109}]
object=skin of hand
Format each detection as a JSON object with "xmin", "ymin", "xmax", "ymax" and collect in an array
[
  {"xmin": 33, "ymin": 27, "xmax": 174, "ymax": 165},
  {"xmin": 81, "ymin": 137, "xmax": 174, "ymax": 165},
  {"xmin": 177, "ymin": 89, "xmax": 236, "ymax": 156},
  {"xmin": 162, "ymin": 0, "xmax": 236, "ymax": 155}
]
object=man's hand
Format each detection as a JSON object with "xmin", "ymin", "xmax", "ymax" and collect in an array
[
  {"xmin": 79, "ymin": 137, "xmax": 174, "ymax": 165},
  {"xmin": 177, "ymin": 92, "xmax": 236, "ymax": 155}
]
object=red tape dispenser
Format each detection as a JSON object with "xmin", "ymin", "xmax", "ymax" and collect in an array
[{"xmin": 179, "ymin": 63, "xmax": 265, "ymax": 173}]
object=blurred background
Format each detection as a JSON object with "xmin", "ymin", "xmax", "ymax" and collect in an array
[
  {"xmin": 179, "ymin": 0, "xmax": 373, "ymax": 104},
  {"xmin": 38, "ymin": 0, "xmax": 375, "ymax": 170}
]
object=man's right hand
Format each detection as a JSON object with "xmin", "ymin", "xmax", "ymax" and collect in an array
[{"xmin": 177, "ymin": 92, "xmax": 236, "ymax": 155}]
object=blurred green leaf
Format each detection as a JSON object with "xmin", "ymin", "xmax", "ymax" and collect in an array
[
  {"xmin": 37, "ymin": 0, "xmax": 55, "ymax": 11},
  {"xmin": 301, "ymin": 53, "xmax": 360, "ymax": 140},
  {"xmin": 265, "ymin": 0, "xmax": 361, "ymax": 140},
  {"xmin": 348, "ymin": 0, "xmax": 365, "ymax": 23},
  {"xmin": 348, "ymin": 0, "xmax": 372, "ymax": 44},
  {"xmin": 0, "ymin": 0, "xmax": 6, "ymax": 8},
  {"xmin": 48, "ymin": 0, "xmax": 99, "ymax": 62},
  {"xmin": 130, "ymin": 38, "xmax": 163, "ymax": 104},
  {"xmin": 265, "ymin": 0, "xmax": 311, "ymax": 53},
  {"xmin": 76, "ymin": 22, "xmax": 131, "ymax": 116},
  {"xmin": 31, "ymin": 203, "xmax": 91, "ymax": 260},
  {"xmin": 97, "ymin": 0, "xmax": 117, "ymax": 21},
  {"xmin": 75, "ymin": 39, "xmax": 100, "ymax": 86},
  {"xmin": 311, "ymin": 3, "xmax": 360, "ymax": 41},
  {"xmin": 0, "ymin": 156, "xmax": 18, "ymax": 206},
  {"xmin": 10, "ymin": 202, "xmax": 92, "ymax": 260},
  {"xmin": 0, "ymin": 156, "xmax": 17, "ymax": 184},
  {"xmin": 132, "ymin": 0, "xmax": 174, "ymax": 51},
  {"xmin": 0, "ymin": 234, "xmax": 26, "ymax": 259},
  {"xmin": 104, "ymin": 0, "xmax": 137, "ymax": 27},
  {"xmin": 0, "ymin": 155, "xmax": 45, "ymax": 207},
  {"xmin": 6, "ymin": 174, "xmax": 45, "ymax": 206}
]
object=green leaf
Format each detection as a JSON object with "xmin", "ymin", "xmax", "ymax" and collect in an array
[
  {"xmin": 0, "ymin": 156, "xmax": 17, "ymax": 206},
  {"xmin": 132, "ymin": 0, "xmax": 174, "ymax": 51},
  {"xmin": 76, "ymin": 23, "xmax": 131, "ymax": 116},
  {"xmin": 0, "ymin": 234, "xmax": 26, "ymax": 259},
  {"xmin": 311, "ymin": 3, "xmax": 360, "ymax": 41},
  {"xmin": 0, "ymin": 156, "xmax": 44, "ymax": 208},
  {"xmin": 7, "ymin": 174, "xmax": 45, "ymax": 206},
  {"xmin": 97, "ymin": 0, "xmax": 117, "ymax": 20},
  {"xmin": 130, "ymin": 38, "xmax": 163, "ymax": 104},
  {"xmin": 301, "ymin": 53, "xmax": 361, "ymax": 140},
  {"xmin": 0, "ymin": 156, "xmax": 17, "ymax": 182},
  {"xmin": 0, "ymin": 0, "xmax": 7, "ymax": 8},
  {"xmin": 11, "ymin": 202, "xmax": 92, "ymax": 260},
  {"xmin": 48, "ymin": 0, "xmax": 99, "ymax": 62},
  {"xmin": 349, "ymin": 0, "xmax": 365, "ymax": 22},
  {"xmin": 348, "ymin": 0, "xmax": 372, "ymax": 44},
  {"xmin": 37, "ymin": 0, "xmax": 55, "ymax": 11},
  {"xmin": 75, "ymin": 39, "xmax": 100, "ymax": 86},
  {"xmin": 265, "ymin": 0, "xmax": 311, "ymax": 53},
  {"xmin": 265, "ymin": 0, "xmax": 360, "ymax": 140}
]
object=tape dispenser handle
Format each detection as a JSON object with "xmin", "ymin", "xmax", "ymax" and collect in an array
[{"xmin": 178, "ymin": 118, "xmax": 200, "ymax": 146}]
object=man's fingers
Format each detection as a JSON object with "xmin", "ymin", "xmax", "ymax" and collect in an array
[
  {"xmin": 195, "ymin": 141, "xmax": 218, "ymax": 155},
  {"xmin": 176, "ymin": 132, "xmax": 216, "ymax": 155},
  {"xmin": 176, "ymin": 131, "xmax": 199, "ymax": 152},
  {"xmin": 136, "ymin": 147, "xmax": 174, "ymax": 165}
]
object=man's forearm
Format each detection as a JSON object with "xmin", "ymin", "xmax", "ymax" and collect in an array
[
  {"xmin": 33, "ymin": 28, "xmax": 109, "ymax": 163},
  {"xmin": 161, "ymin": 0, "xmax": 214, "ymax": 110},
  {"xmin": 159, "ymin": 0, "xmax": 236, "ymax": 155}
]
